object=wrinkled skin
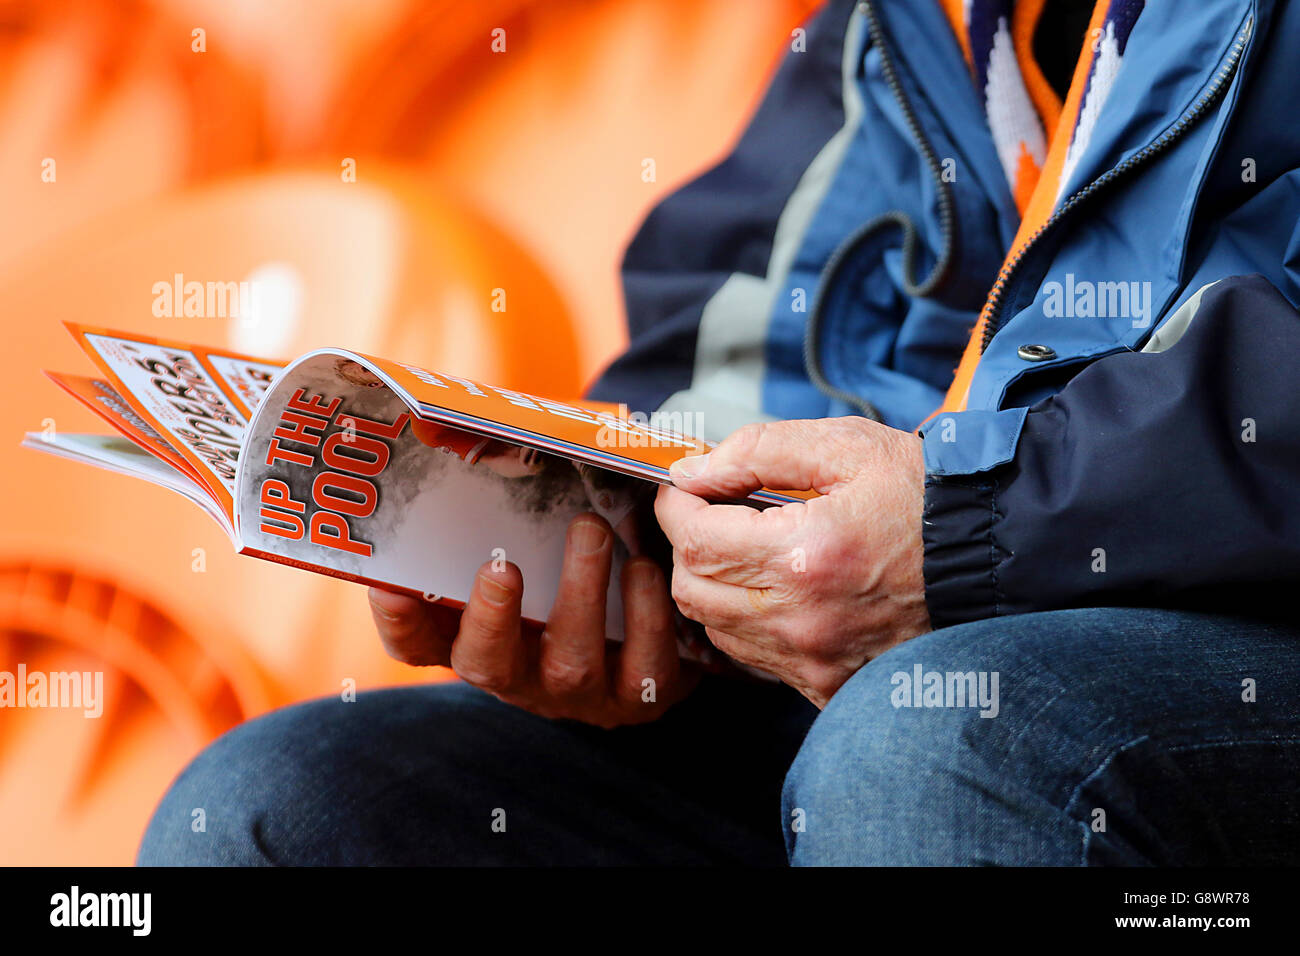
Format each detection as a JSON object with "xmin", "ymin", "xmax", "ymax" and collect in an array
[{"xmin": 655, "ymin": 418, "xmax": 931, "ymax": 708}]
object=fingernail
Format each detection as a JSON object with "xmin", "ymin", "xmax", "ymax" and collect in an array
[
  {"xmin": 570, "ymin": 518, "xmax": 607, "ymax": 554},
  {"xmin": 671, "ymin": 453, "xmax": 710, "ymax": 479},
  {"xmin": 630, "ymin": 559, "xmax": 660, "ymax": 591},
  {"xmin": 370, "ymin": 599, "xmax": 400, "ymax": 622},
  {"xmin": 477, "ymin": 574, "xmax": 513, "ymax": 606}
]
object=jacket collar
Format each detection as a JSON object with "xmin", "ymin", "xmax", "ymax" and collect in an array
[{"xmin": 872, "ymin": 0, "xmax": 1257, "ymax": 232}]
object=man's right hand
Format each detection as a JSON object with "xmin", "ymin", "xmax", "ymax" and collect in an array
[{"xmin": 368, "ymin": 513, "xmax": 699, "ymax": 728}]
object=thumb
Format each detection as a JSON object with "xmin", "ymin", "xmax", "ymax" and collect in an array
[{"xmin": 667, "ymin": 420, "xmax": 839, "ymax": 499}]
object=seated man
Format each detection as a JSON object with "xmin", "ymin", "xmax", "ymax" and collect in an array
[{"xmin": 139, "ymin": 0, "xmax": 1300, "ymax": 865}]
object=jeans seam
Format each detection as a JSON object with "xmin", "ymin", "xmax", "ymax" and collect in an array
[
  {"xmin": 1067, "ymin": 734, "xmax": 1153, "ymax": 865},
  {"xmin": 1068, "ymin": 733, "xmax": 1300, "ymax": 864},
  {"xmin": 1162, "ymin": 734, "xmax": 1300, "ymax": 752}
]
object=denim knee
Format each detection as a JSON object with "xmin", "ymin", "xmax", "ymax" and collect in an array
[
  {"xmin": 781, "ymin": 610, "xmax": 1113, "ymax": 865},
  {"xmin": 137, "ymin": 682, "xmax": 505, "ymax": 865},
  {"xmin": 137, "ymin": 695, "xmax": 349, "ymax": 865}
]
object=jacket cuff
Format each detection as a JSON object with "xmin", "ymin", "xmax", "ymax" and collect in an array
[{"xmin": 921, "ymin": 474, "xmax": 1005, "ymax": 628}]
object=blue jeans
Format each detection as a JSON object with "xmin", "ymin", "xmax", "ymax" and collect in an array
[{"xmin": 138, "ymin": 608, "xmax": 1300, "ymax": 865}]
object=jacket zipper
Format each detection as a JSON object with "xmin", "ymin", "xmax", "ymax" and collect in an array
[
  {"xmin": 802, "ymin": 0, "xmax": 957, "ymax": 420},
  {"xmin": 977, "ymin": 15, "xmax": 1254, "ymax": 353}
]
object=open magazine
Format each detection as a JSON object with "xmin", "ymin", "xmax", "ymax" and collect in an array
[{"xmin": 24, "ymin": 324, "xmax": 809, "ymax": 652}]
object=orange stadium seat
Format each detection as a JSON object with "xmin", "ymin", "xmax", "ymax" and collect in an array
[
  {"xmin": 0, "ymin": 0, "xmax": 824, "ymax": 864},
  {"xmin": 328, "ymin": 0, "xmax": 823, "ymax": 370},
  {"xmin": 1, "ymin": 167, "xmax": 579, "ymax": 864}
]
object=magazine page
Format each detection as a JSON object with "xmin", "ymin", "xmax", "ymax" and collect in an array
[
  {"xmin": 19, "ymin": 432, "xmax": 236, "ymax": 536},
  {"xmin": 64, "ymin": 324, "xmax": 287, "ymax": 519},
  {"xmin": 352, "ymin": 352, "xmax": 814, "ymax": 505},
  {"xmin": 200, "ymin": 352, "xmax": 287, "ymax": 417},
  {"xmin": 235, "ymin": 351, "xmax": 661, "ymax": 634},
  {"xmin": 43, "ymin": 371, "xmax": 205, "ymax": 486}
]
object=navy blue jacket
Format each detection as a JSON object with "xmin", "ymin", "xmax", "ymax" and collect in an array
[{"xmin": 589, "ymin": 0, "xmax": 1300, "ymax": 628}]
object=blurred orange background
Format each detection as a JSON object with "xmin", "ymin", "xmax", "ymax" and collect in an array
[{"xmin": 0, "ymin": 0, "xmax": 821, "ymax": 864}]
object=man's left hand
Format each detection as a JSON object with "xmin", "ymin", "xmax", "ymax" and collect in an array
[{"xmin": 655, "ymin": 417, "xmax": 931, "ymax": 708}]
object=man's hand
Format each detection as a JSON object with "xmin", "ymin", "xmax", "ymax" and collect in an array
[
  {"xmin": 368, "ymin": 513, "xmax": 698, "ymax": 728},
  {"xmin": 655, "ymin": 418, "xmax": 930, "ymax": 708}
]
